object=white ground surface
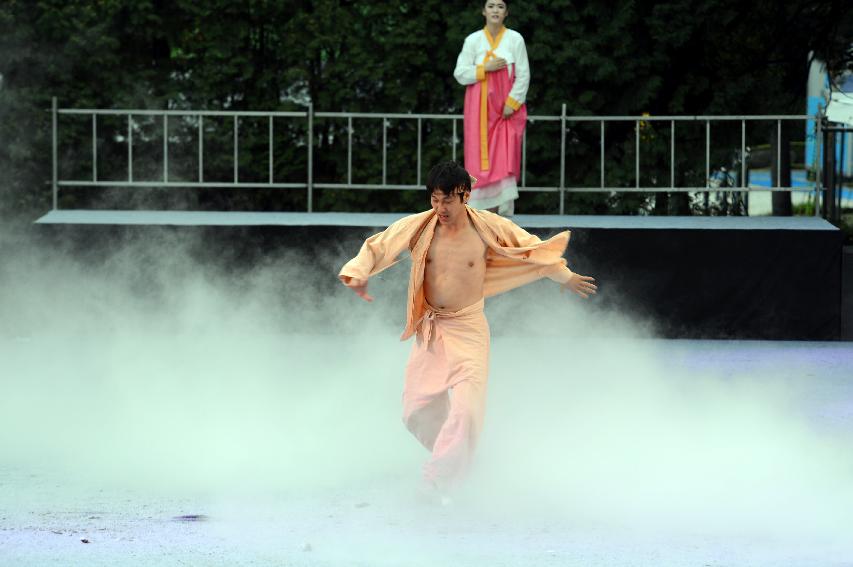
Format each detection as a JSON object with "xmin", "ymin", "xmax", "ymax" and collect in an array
[
  {"xmin": 2, "ymin": 230, "xmax": 851, "ymax": 566},
  {"xmin": 2, "ymin": 334, "xmax": 853, "ymax": 567}
]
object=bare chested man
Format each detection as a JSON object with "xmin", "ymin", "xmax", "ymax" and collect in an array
[{"xmin": 339, "ymin": 161, "xmax": 596, "ymax": 498}]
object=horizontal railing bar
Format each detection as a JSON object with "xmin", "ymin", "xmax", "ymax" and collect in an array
[
  {"xmin": 316, "ymin": 112, "xmax": 464, "ymax": 120},
  {"xmin": 59, "ymin": 181, "xmax": 306, "ymax": 189},
  {"xmin": 562, "ymin": 115, "xmax": 811, "ymax": 122},
  {"xmin": 315, "ymin": 183, "xmax": 421, "ymax": 191},
  {"xmin": 533, "ymin": 187, "xmax": 814, "ymax": 193},
  {"xmin": 59, "ymin": 108, "xmax": 810, "ymax": 122},
  {"xmin": 59, "ymin": 109, "xmax": 307, "ymax": 117},
  {"xmin": 58, "ymin": 181, "xmax": 814, "ymax": 193}
]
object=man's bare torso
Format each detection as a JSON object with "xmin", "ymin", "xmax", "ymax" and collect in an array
[{"xmin": 423, "ymin": 214, "xmax": 488, "ymax": 311}]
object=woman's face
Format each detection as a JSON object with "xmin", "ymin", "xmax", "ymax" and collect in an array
[{"xmin": 482, "ymin": 1, "xmax": 507, "ymax": 27}]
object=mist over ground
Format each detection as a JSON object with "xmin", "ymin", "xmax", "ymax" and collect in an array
[{"xmin": 2, "ymin": 226, "xmax": 852, "ymax": 565}]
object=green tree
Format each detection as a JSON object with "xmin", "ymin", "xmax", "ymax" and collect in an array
[{"xmin": 2, "ymin": 0, "xmax": 851, "ymax": 222}]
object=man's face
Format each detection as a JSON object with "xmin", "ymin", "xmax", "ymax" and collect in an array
[
  {"xmin": 430, "ymin": 188, "xmax": 469, "ymax": 225},
  {"xmin": 482, "ymin": 1, "xmax": 507, "ymax": 26}
]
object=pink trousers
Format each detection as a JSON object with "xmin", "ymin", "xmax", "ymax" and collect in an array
[{"xmin": 402, "ymin": 299, "xmax": 490, "ymax": 489}]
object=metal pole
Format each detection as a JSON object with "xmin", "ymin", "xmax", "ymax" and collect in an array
[
  {"xmin": 307, "ymin": 104, "xmax": 314, "ymax": 212},
  {"xmin": 705, "ymin": 120, "xmax": 710, "ymax": 189},
  {"xmin": 128, "ymin": 115, "xmax": 133, "ymax": 182},
  {"xmin": 635, "ymin": 119, "xmax": 640, "ymax": 189},
  {"xmin": 51, "ymin": 97, "xmax": 58, "ymax": 210},
  {"xmin": 452, "ymin": 119, "xmax": 457, "ymax": 162},
  {"xmin": 826, "ymin": 128, "xmax": 833, "ymax": 220},
  {"xmin": 741, "ymin": 119, "xmax": 746, "ymax": 188},
  {"xmin": 670, "ymin": 120, "xmax": 675, "ymax": 188},
  {"xmin": 92, "ymin": 114, "xmax": 97, "ymax": 183},
  {"xmin": 522, "ymin": 123, "xmax": 527, "ymax": 188},
  {"xmin": 347, "ymin": 116, "xmax": 353, "ymax": 185},
  {"xmin": 776, "ymin": 119, "xmax": 781, "ymax": 188},
  {"xmin": 815, "ymin": 115, "xmax": 823, "ymax": 217},
  {"xmin": 382, "ymin": 117, "xmax": 387, "ymax": 186},
  {"xmin": 838, "ymin": 130, "xmax": 845, "ymax": 218},
  {"xmin": 233, "ymin": 115, "xmax": 238, "ymax": 183},
  {"xmin": 559, "ymin": 103, "xmax": 566, "ymax": 215},
  {"xmin": 163, "ymin": 114, "xmax": 169, "ymax": 183},
  {"xmin": 269, "ymin": 115, "xmax": 274, "ymax": 184},
  {"xmin": 198, "ymin": 115, "xmax": 204, "ymax": 183},
  {"xmin": 417, "ymin": 118, "xmax": 422, "ymax": 186},
  {"xmin": 600, "ymin": 120, "xmax": 605, "ymax": 189}
]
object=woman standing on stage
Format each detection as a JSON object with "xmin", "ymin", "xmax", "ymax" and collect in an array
[{"xmin": 454, "ymin": 0, "xmax": 529, "ymax": 216}]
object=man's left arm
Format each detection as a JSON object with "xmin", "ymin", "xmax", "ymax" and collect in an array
[
  {"xmin": 498, "ymin": 217, "xmax": 598, "ymax": 299},
  {"xmin": 543, "ymin": 265, "xmax": 597, "ymax": 300}
]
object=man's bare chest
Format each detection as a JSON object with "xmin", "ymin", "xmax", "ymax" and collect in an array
[{"xmin": 425, "ymin": 229, "xmax": 487, "ymax": 274}]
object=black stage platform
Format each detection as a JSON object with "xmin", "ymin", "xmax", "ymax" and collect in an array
[{"xmin": 35, "ymin": 210, "xmax": 844, "ymax": 340}]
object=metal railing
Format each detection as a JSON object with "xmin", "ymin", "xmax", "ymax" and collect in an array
[{"xmin": 50, "ymin": 97, "xmax": 820, "ymax": 215}]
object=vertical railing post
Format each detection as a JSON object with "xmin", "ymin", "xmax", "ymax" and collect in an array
[
  {"xmin": 163, "ymin": 114, "xmax": 169, "ymax": 183},
  {"xmin": 670, "ymin": 120, "xmax": 675, "ymax": 189},
  {"xmin": 382, "ymin": 117, "xmax": 388, "ymax": 186},
  {"xmin": 775, "ymin": 119, "xmax": 781, "ymax": 189},
  {"xmin": 233, "ymin": 114, "xmax": 239, "ymax": 183},
  {"xmin": 127, "ymin": 114, "xmax": 133, "ymax": 183},
  {"xmin": 559, "ymin": 103, "xmax": 566, "ymax": 215},
  {"xmin": 307, "ymin": 104, "xmax": 314, "ymax": 212},
  {"xmin": 347, "ymin": 116, "xmax": 353, "ymax": 186},
  {"xmin": 51, "ymin": 97, "xmax": 58, "ymax": 210},
  {"xmin": 522, "ymin": 121, "xmax": 527, "ymax": 188},
  {"xmin": 600, "ymin": 120, "xmax": 605, "ymax": 189},
  {"xmin": 198, "ymin": 115, "xmax": 204, "ymax": 183},
  {"xmin": 269, "ymin": 115, "xmax": 274, "ymax": 184},
  {"xmin": 705, "ymin": 120, "xmax": 710, "ymax": 189},
  {"xmin": 417, "ymin": 117, "xmax": 422, "ymax": 186},
  {"xmin": 741, "ymin": 119, "xmax": 746, "ymax": 188},
  {"xmin": 452, "ymin": 119, "xmax": 457, "ymax": 162},
  {"xmin": 815, "ymin": 114, "xmax": 823, "ymax": 217},
  {"xmin": 635, "ymin": 118, "xmax": 640, "ymax": 189}
]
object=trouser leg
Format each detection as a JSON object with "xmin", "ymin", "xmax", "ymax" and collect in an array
[
  {"xmin": 403, "ymin": 307, "xmax": 489, "ymax": 489},
  {"xmin": 402, "ymin": 392, "xmax": 450, "ymax": 451},
  {"xmin": 422, "ymin": 378, "xmax": 487, "ymax": 488}
]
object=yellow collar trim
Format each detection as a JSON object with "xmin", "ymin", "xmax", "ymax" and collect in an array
[{"xmin": 483, "ymin": 25, "xmax": 507, "ymax": 50}]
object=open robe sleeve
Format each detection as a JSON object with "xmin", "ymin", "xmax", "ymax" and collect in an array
[
  {"xmin": 479, "ymin": 211, "xmax": 576, "ymax": 288},
  {"xmin": 338, "ymin": 214, "xmax": 426, "ymax": 282}
]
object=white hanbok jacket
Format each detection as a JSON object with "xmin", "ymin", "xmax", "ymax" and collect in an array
[{"xmin": 453, "ymin": 27, "xmax": 530, "ymax": 110}]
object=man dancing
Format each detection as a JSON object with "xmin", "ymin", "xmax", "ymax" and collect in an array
[{"xmin": 339, "ymin": 161, "xmax": 596, "ymax": 498}]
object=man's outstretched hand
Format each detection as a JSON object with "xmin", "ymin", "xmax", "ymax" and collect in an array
[
  {"xmin": 340, "ymin": 275, "xmax": 374, "ymax": 302},
  {"xmin": 562, "ymin": 273, "xmax": 597, "ymax": 299}
]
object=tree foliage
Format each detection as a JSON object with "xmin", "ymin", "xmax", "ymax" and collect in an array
[{"xmin": 1, "ymin": 0, "xmax": 851, "ymax": 222}]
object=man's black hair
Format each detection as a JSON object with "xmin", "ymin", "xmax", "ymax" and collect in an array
[{"xmin": 425, "ymin": 161, "xmax": 472, "ymax": 202}]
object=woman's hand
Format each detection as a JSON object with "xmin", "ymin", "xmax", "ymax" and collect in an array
[
  {"xmin": 484, "ymin": 57, "xmax": 507, "ymax": 72},
  {"xmin": 503, "ymin": 104, "xmax": 515, "ymax": 118}
]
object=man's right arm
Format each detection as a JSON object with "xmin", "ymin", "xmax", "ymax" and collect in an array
[{"xmin": 338, "ymin": 214, "xmax": 421, "ymax": 300}]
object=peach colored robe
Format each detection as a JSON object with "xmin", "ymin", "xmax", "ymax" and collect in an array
[{"xmin": 339, "ymin": 206, "xmax": 574, "ymax": 488}]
